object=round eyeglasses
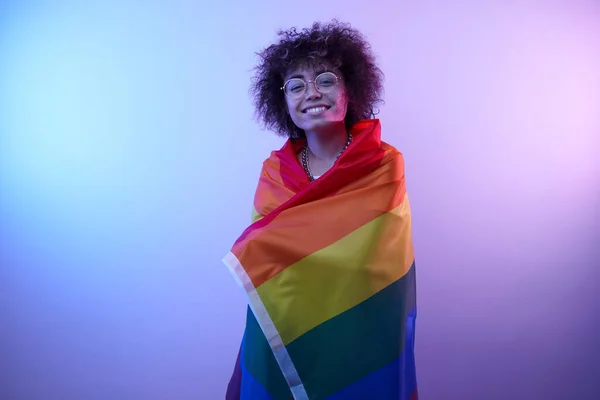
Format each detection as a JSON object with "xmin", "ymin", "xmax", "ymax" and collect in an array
[{"xmin": 281, "ymin": 72, "xmax": 341, "ymax": 99}]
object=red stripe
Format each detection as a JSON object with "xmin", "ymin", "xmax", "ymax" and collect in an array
[{"xmin": 236, "ymin": 119, "xmax": 386, "ymax": 247}]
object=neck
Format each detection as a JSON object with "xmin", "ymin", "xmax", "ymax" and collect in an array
[{"xmin": 304, "ymin": 122, "xmax": 348, "ymax": 163}]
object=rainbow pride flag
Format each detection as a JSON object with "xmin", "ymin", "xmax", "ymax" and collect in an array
[{"xmin": 224, "ymin": 119, "xmax": 417, "ymax": 400}]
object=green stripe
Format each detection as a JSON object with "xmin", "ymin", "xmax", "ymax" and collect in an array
[
  {"xmin": 243, "ymin": 306, "xmax": 292, "ymax": 399},
  {"xmin": 243, "ymin": 263, "xmax": 416, "ymax": 399},
  {"xmin": 287, "ymin": 262, "xmax": 417, "ymax": 399}
]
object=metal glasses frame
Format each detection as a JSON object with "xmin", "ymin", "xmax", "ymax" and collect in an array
[{"xmin": 280, "ymin": 72, "xmax": 342, "ymax": 98}]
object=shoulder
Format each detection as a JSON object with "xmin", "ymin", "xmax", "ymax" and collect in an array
[{"xmin": 380, "ymin": 141, "xmax": 405, "ymax": 164}]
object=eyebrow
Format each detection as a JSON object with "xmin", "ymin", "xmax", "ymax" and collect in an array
[{"xmin": 286, "ymin": 68, "xmax": 331, "ymax": 81}]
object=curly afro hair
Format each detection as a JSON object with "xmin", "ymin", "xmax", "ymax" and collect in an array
[{"xmin": 250, "ymin": 20, "xmax": 384, "ymax": 139}]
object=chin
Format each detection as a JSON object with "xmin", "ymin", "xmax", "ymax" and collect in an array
[{"xmin": 302, "ymin": 118, "xmax": 343, "ymax": 131}]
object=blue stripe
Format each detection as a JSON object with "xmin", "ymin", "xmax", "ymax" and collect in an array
[
  {"xmin": 325, "ymin": 307, "xmax": 417, "ymax": 400},
  {"xmin": 240, "ymin": 334, "xmax": 275, "ymax": 400}
]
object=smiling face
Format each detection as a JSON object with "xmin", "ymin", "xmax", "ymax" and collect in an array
[{"xmin": 283, "ymin": 61, "xmax": 349, "ymax": 134}]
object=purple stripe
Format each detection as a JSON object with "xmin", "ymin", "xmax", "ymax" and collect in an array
[{"xmin": 225, "ymin": 343, "xmax": 242, "ymax": 400}]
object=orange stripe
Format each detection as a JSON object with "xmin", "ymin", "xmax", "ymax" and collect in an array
[
  {"xmin": 233, "ymin": 149, "xmax": 406, "ymax": 288},
  {"xmin": 253, "ymin": 159, "xmax": 295, "ymax": 219},
  {"xmin": 257, "ymin": 194, "xmax": 414, "ymax": 344}
]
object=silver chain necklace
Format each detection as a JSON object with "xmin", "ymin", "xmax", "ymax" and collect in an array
[{"xmin": 301, "ymin": 133, "xmax": 353, "ymax": 182}]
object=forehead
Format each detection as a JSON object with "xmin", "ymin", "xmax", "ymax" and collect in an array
[{"xmin": 284, "ymin": 59, "xmax": 337, "ymax": 80}]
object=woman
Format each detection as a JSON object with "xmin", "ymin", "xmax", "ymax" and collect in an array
[{"xmin": 223, "ymin": 20, "xmax": 417, "ymax": 400}]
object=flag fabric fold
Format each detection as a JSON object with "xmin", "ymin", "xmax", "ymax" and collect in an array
[{"xmin": 224, "ymin": 119, "xmax": 417, "ymax": 400}]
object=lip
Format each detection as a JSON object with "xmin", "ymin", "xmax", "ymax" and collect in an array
[{"xmin": 302, "ymin": 104, "xmax": 331, "ymax": 113}]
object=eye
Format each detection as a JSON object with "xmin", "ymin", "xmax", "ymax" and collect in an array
[
  {"xmin": 317, "ymin": 73, "xmax": 337, "ymax": 87},
  {"xmin": 285, "ymin": 79, "xmax": 305, "ymax": 94}
]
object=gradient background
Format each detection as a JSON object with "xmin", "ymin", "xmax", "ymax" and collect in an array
[{"xmin": 1, "ymin": 1, "xmax": 599, "ymax": 399}]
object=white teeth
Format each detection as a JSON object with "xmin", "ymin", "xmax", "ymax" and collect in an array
[{"xmin": 305, "ymin": 106, "xmax": 327, "ymax": 113}]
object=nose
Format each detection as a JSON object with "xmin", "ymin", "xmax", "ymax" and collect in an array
[{"xmin": 304, "ymin": 81, "xmax": 321, "ymax": 100}]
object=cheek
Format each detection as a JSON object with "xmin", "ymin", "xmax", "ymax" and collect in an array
[
  {"xmin": 286, "ymin": 99, "xmax": 305, "ymax": 126},
  {"xmin": 337, "ymin": 91, "xmax": 349, "ymax": 115},
  {"xmin": 286, "ymin": 98, "xmax": 299, "ymax": 116}
]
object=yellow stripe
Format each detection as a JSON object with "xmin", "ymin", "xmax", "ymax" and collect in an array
[
  {"xmin": 257, "ymin": 192, "xmax": 415, "ymax": 345},
  {"xmin": 251, "ymin": 205, "xmax": 263, "ymax": 223}
]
